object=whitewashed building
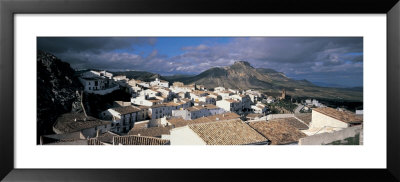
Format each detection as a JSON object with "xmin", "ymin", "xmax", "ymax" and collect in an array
[
  {"xmin": 150, "ymin": 78, "xmax": 169, "ymax": 88},
  {"xmin": 230, "ymin": 94, "xmax": 252, "ymax": 111},
  {"xmin": 251, "ymin": 103, "xmax": 268, "ymax": 114},
  {"xmin": 214, "ymin": 87, "xmax": 225, "ymax": 92},
  {"xmin": 266, "ymin": 96, "xmax": 275, "ymax": 104},
  {"xmin": 310, "ymin": 107, "xmax": 363, "ymax": 130},
  {"xmin": 100, "ymin": 106, "xmax": 143, "ymax": 133},
  {"xmin": 79, "ymin": 70, "xmax": 119, "ymax": 95},
  {"xmin": 216, "ymin": 99, "xmax": 242, "ymax": 113},
  {"xmin": 172, "ymin": 105, "xmax": 225, "ymax": 120},
  {"xmin": 131, "ymin": 95, "xmax": 162, "ymax": 107}
]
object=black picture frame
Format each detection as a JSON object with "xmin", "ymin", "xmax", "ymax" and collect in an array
[{"xmin": 1, "ymin": 0, "xmax": 399, "ymax": 181}]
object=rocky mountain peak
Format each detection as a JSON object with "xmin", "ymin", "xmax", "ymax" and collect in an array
[{"xmin": 232, "ymin": 61, "xmax": 253, "ymax": 68}]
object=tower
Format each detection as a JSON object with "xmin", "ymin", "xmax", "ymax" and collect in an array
[{"xmin": 280, "ymin": 89, "xmax": 286, "ymax": 100}]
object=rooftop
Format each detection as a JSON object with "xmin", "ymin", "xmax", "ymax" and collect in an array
[
  {"xmin": 41, "ymin": 131, "xmax": 85, "ymax": 144},
  {"xmin": 45, "ymin": 139, "xmax": 89, "ymax": 145},
  {"xmin": 53, "ymin": 113, "xmax": 111, "ymax": 133},
  {"xmin": 132, "ymin": 121, "xmax": 149, "ymax": 129},
  {"xmin": 187, "ymin": 120, "xmax": 268, "ymax": 145},
  {"xmin": 294, "ymin": 113, "xmax": 312, "ymax": 125},
  {"xmin": 113, "ymin": 101, "xmax": 132, "ymax": 107},
  {"xmin": 168, "ymin": 113, "xmax": 240, "ymax": 128},
  {"xmin": 113, "ymin": 135, "xmax": 169, "ymax": 145},
  {"xmin": 313, "ymin": 107, "xmax": 363, "ymax": 124},
  {"xmin": 206, "ymin": 112, "xmax": 240, "ymax": 121},
  {"xmin": 96, "ymin": 131, "xmax": 120, "ymax": 144},
  {"xmin": 225, "ymin": 99, "xmax": 239, "ymax": 103},
  {"xmin": 203, "ymin": 104, "xmax": 219, "ymax": 109},
  {"xmin": 269, "ymin": 117, "xmax": 309, "ymax": 130},
  {"xmin": 186, "ymin": 106, "xmax": 204, "ymax": 112},
  {"xmin": 246, "ymin": 113, "xmax": 264, "ymax": 119},
  {"xmin": 112, "ymin": 106, "xmax": 141, "ymax": 115},
  {"xmin": 128, "ymin": 126, "xmax": 172, "ymax": 137},
  {"xmin": 249, "ymin": 121, "xmax": 307, "ymax": 145},
  {"xmin": 88, "ymin": 138, "xmax": 103, "ymax": 145}
]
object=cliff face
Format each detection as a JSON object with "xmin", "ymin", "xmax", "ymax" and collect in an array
[{"xmin": 37, "ymin": 51, "xmax": 83, "ymax": 142}]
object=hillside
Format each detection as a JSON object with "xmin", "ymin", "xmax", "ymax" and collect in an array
[
  {"xmin": 37, "ymin": 50, "xmax": 83, "ymax": 143},
  {"xmin": 164, "ymin": 61, "xmax": 363, "ymax": 101},
  {"xmin": 113, "ymin": 71, "xmax": 164, "ymax": 82},
  {"xmin": 166, "ymin": 61, "xmax": 314, "ymax": 90}
]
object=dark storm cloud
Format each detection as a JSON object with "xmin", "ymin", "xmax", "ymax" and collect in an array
[
  {"xmin": 37, "ymin": 37, "xmax": 156, "ymax": 54},
  {"xmin": 37, "ymin": 37, "xmax": 363, "ymax": 87},
  {"xmin": 165, "ymin": 37, "xmax": 363, "ymax": 75}
]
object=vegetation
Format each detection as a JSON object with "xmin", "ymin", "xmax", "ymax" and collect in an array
[
  {"xmin": 266, "ymin": 99, "xmax": 297, "ymax": 114},
  {"xmin": 325, "ymin": 134, "xmax": 360, "ymax": 145}
]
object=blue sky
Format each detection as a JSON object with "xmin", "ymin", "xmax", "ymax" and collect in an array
[{"xmin": 37, "ymin": 37, "xmax": 363, "ymax": 87}]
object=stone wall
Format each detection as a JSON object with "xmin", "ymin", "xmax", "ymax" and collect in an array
[
  {"xmin": 299, "ymin": 125, "xmax": 362, "ymax": 145},
  {"xmin": 266, "ymin": 114, "xmax": 294, "ymax": 120}
]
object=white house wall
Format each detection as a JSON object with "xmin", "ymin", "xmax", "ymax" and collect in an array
[
  {"xmin": 170, "ymin": 126, "xmax": 206, "ymax": 145},
  {"xmin": 310, "ymin": 111, "xmax": 349, "ymax": 129}
]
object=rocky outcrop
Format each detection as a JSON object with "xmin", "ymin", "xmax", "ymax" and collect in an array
[
  {"xmin": 37, "ymin": 50, "xmax": 83, "ymax": 143},
  {"xmin": 172, "ymin": 61, "xmax": 303, "ymax": 90}
]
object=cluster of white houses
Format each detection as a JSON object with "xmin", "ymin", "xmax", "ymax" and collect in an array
[{"xmin": 41, "ymin": 70, "xmax": 363, "ymax": 145}]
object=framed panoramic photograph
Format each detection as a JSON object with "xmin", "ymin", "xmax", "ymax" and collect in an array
[{"xmin": 1, "ymin": 0, "xmax": 400, "ymax": 181}]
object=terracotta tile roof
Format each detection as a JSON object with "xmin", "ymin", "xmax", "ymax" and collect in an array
[
  {"xmin": 168, "ymin": 112, "xmax": 240, "ymax": 128},
  {"xmin": 113, "ymin": 101, "xmax": 132, "ymax": 107},
  {"xmin": 45, "ymin": 139, "xmax": 89, "ymax": 145},
  {"xmin": 188, "ymin": 120, "xmax": 268, "ymax": 145},
  {"xmin": 249, "ymin": 121, "xmax": 306, "ymax": 145},
  {"xmin": 148, "ymin": 99, "xmax": 162, "ymax": 103},
  {"xmin": 294, "ymin": 113, "xmax": 312, "ymax": 125},
  {"xmin": 270, "ymin": 117, "xmax": 309, "ymax": 130},
  {"xmin": 88, "ymin": 138, "xmax": 104, "ymax": 145},
  {"xmin": 206, "ymin": 112, "xmax": 240, "ymax": 121},
  {"xmin": 246, "ymin": 113, "xmax": 264, "ymax": 119},
  {"xmin": 313, "ymin": 107, "xmax": 363, "ymax": 124},
  {"xmin": 225, "ymin": 99, "xmax": 239, "ymax": 103},
  {"xmin": 150, "ymin": 104, "xmax": 165, "ymax": 109},
  {"xmin": 128, "ymin": 126, "xmax": 172, "ymax": 137},
  {"xmin": 186, "ymin": 106, "xmax": 203, "ymax": 112},
  {"xmin": 133, "ymin": 121, "xmax": 149, "ymax": 129},
  {"xmin": 53, "ymin": 113, "xmax": 111, "ymax": 133},
  {"xmin": 167, "ymin": 117, "xmax": 189, "ymax": 128},
  {"xmin": 203, "ymin": 104, "xmax": 219, "ymax": 109},
  {"xmin": 192, "ymin": 90, "xmax": 207, "ymax": 95},
  {"xmin": 41, "ymin": 131, "xmax": 85, "ymax": 144},
  {"xmin": 136, "ymin": 105, "xmax": 150, "ymax": 110},
  {"xmin": 113, "ymin": 135, "xmax": 169, "ymax": 145},
  {"xmin": 96, "ymin": 131, "xmax": 120, "ymax": 144},
  {"xmin": 112, "ymin": 106, "xmax": 141, "ymax": 115},
  {"xmin": 164, "ymin": 102, "xmax": 181, "ymax": 107}
]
